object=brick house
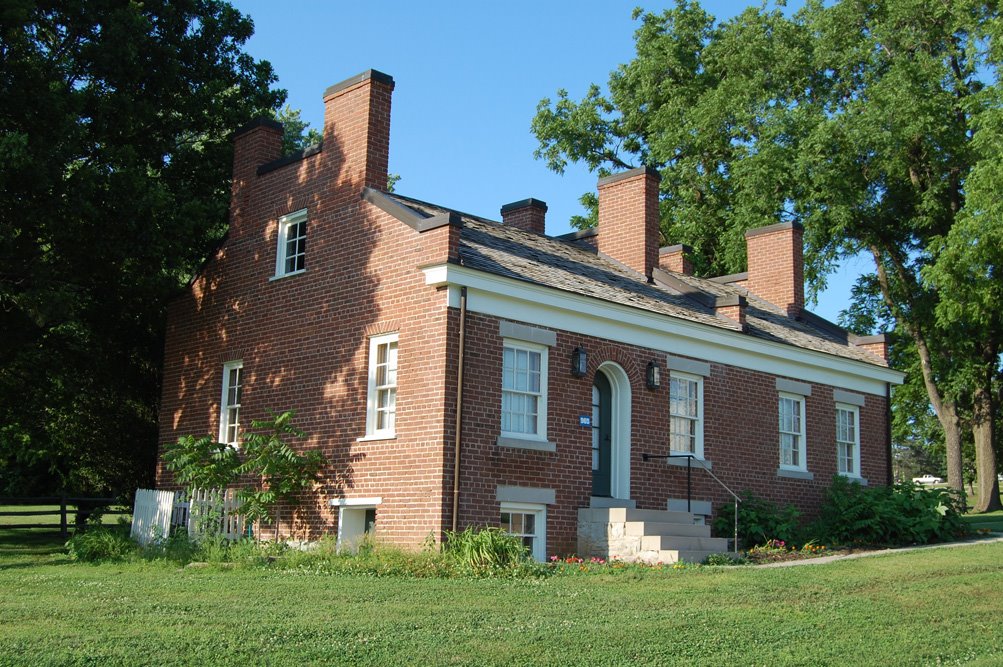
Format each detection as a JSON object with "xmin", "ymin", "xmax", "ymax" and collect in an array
[{"xmin": 156, "ymin": 69, "xmax": 903, "ymax": 562}]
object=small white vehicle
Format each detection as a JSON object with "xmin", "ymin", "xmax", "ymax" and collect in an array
[{"xmin": 912, "ymin": 474, "xmax": 944, "ymax": 485}]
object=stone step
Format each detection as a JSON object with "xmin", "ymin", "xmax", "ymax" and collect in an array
[
  {"xmin": 658, "ymin": 549, "xmax": 724, "ymax": 564},
  {"xmin": 579, "ymin": 507, "xmax": 696, "ymax": 525},
  {"xmin": 641, "ymin": 534, "xmax": 731, "ymax": 552},
  {"xmin": 624, "ymin": 521, "xmax": 711, "ymax": 538}
]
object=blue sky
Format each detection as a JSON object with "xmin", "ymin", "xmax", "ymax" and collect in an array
[{"xmin": 231, "ymin": 0, "xmax": 866, "ymax": 321}]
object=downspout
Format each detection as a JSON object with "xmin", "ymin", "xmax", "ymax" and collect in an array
[
  {"xmin": 885, "ymin": 382, "xmax": 893, "ymax": 486},
  {"xmin": 451, "ymin": 286, "xmax": 467, "ymax": 532}
]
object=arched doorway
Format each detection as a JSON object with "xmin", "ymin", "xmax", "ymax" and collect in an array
[{"xmin": 592, "ymin": 362, "xmax": 632, "ymax": 501}]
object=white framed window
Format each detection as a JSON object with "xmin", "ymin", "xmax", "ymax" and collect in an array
[
  {"xmin": 365, "ymin": 333, "xmax": 398, "ymax": 438},
  {"xmin": 500, "ymin": 502, "xmax": 546, "ymax": 561},
  {"xmin": 218, "ymin": 361, "xmax": 243, "ymax": 446},
  {"xmin": 836, "ymin": 403, "xmax": 860, "ymax": 477},
  {"xmin": 779, "ymin": 392, "xmax": 807, "ymax": 470},
  {"xmin": 501, "ymin": 339, "xmax": 548, "ymax": 441},
  {"xmin": 274, "ymin": 209, "xmax": 307, "ymax": 277},
  {"xmin": 669, "ymin": 371, "xmax": 703, "ymax": 459}
]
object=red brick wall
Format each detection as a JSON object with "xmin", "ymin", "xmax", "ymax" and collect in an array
[
  {"xmin": 158, "ymin": 72, "xmax": 456, "ymax": 545},
  {"xmin": 451, "ymin": 312, "xmax": 889, "ymax": 555}
]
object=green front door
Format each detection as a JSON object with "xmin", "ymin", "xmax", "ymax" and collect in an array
[{"xmin": 592, "ymin": 372, "xmax": 612, "ymax": 497}]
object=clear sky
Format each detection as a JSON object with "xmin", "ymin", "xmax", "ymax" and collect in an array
[{"xmin": 231, "ymin": 0, "xmax": 865, "ymax": 321}]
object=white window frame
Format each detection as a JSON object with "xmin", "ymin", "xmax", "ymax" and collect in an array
[
  {"xmin": 835, "ymin": 403, "xmax": 861, "ymax": 478},
  {"xmin": 218, "ymin": 360, "xmax": 243, "ymax": 447},
  {"xmin": 668, "ymin": 371, "xmax": 704, "ymax": 460},
  {"xmin": 500, "ymin": 339, "xmax": 549, "ymax": 442},
  {"xmin": 365, "ymin": 333, "xmax": 398, "ymax": 439},
  {"xmin": 500, "ymin": 501, "xmax": 546, "ymax": 561},
  {"xmin": 778, "ymin": 392, "xmax": 807, "ymax": 471},
  {"xmin": 274, "ymin": 208, "xmax": 307, "ymax": 278}
]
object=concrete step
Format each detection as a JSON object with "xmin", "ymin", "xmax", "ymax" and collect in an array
[
  {"xmin": 580, "ymin": 507, "xmax": 697, "ymax": 525},
  {"xmin": 641, "ymin": 534, "xmax": 730, "ymax": 552},
  {"xmin": 589, "ymin": 496, "xmax": 636, "ymax": 509},
  {"xmin": 624, "ymin": 521, "xmax": 710, "ymax": 538}
]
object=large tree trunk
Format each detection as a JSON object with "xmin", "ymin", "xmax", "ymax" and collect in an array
[
  {"xmin": 972, "ymin": 364, "xmax": 1002, "ymax": 513},
  {"xmin": 871, "ymin": 247, "xmax": 964, "ymax": 491}
]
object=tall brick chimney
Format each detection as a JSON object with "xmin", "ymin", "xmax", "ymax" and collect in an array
[
  {"xmin": 322, "ymin": 69, "xmax": 395, "ymax": 191},
  {"xmin": 230, "ymin": 118, "xmax": 283, "ymax": 236},
  {"xmin": 597, "ymin": 167, "xmax": 661, "ymax": 280},
  {"xmin": 500, "ymin": 199, "xmax": 547, "ymax": 235},
  {"xmin": 745, "ymin": 222, "xmax": 804, "ymax": 318}
]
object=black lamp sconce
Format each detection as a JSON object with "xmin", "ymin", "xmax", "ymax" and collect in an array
[
  {"xmin": 646, "ymin": 360, "xmax": 661, "ymax": 390},
  {"xmin": 571, "ymin": 347, "xmax": 588, "ymax": 377}
]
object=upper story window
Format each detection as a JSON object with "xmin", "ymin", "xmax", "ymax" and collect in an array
[
  {"xmin": 669, "ymin": 371, "xmax": 703, "ymax": 459},
  {"xmin": 366, "ymin": 333, "xmax": 398, "ymax": 438},
  {"xmin": 501, "ymin": 340, "xmax": 548, "ymax": 441},
  {"xmin": 778, "ymin": 392, "xmax": 806, "ymax": 470},
  {"xmin": 836, "ymin": 404, "xmax": 860, "ymax": 477},
  {"xmin": 275, "ymin": 209, "xmax": 307, "ymax": 277},
  {"xmin": 219, "ymin": 361, "xmax": 243, "ymax": 446}
]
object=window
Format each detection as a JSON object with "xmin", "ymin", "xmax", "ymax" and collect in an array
[
  {"xmin": 366, "ymin": 334, "xmax": 398, "ymax": 438},
  {"xmin": 669, "ymin": 372, "xmax": 703, "ymax": 458},
  {"xmin": 779, "ymin": 393, "xmax": 806, "ymax": 470},
  {"xmin": 219, "ymin": 361, "xmax": 243, "ymax": 446},
  {"xmin": 500, "ymin": 502, "xmax": 546, "ymax": 561},
  {"xmin": 275, "ymin": 209, "xmax": 307, "ymax": 277},
  {"xmin": 836, "ymin": 404, "xmax": 860, "ymax": 477},
  {"xmin": 501, "ymin": 340, "xmax": 548, "ymax": 440}
]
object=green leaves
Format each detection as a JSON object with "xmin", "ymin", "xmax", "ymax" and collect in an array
[{"xmin": 0, "ymin": 0, "xmax": 283, "ymax": 495}]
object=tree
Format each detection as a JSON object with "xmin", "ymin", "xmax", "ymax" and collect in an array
[
  {"xmin": 532, "ymin": 0, "xmax": 1001, "ymax": 508},
  {"xmin": 0, "ymin": 0, "xmax": 284, "ymax": 496}
]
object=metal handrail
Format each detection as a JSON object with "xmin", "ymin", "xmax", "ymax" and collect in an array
[{"xmin": 641, "ymin": 452, "xmax": 742, "ymax": 555}]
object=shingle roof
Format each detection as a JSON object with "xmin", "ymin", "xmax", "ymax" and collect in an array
[{"xmin": 380, "ymin": 191, "xmax": 886, "ymax": 367}]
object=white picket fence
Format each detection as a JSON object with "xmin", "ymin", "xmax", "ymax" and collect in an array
[{"xmin": 131, "ymin": 488, "xmax": 245, "ymax": 544}]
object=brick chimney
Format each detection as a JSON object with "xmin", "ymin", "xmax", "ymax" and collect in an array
[
  {"xmin": 597, "ymin": 167, "xmax": 661, "ymax": 280},
  {"xmin": 745, "ymin": 222, "xmax": 804, "ymax": 317},
  {"xmin": 852, "ymin": 334, "xmax": 889, "ymax": 365},
  {"xmin": 500, "ymin": 199, "xmax": 547, "ymax": 235},
  {"xmin": 659, "ymin": 244, "xmax": 693, "ymax": 275},
  {"xmin": 322, "ymin": 69, "xmax": 395, "ymax": 191},
  {"xmin": 230, "ymin": 118, "xmax": 283, "ymax": 235}
]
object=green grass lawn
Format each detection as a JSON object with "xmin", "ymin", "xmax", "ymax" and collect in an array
[
  {"xmin": 964, "ymin": 510, "xmax": 1003, "ymax": 532},
  {"xmin": 0, "ymin": 534, "xmax": 1001, "ymax": 666}
]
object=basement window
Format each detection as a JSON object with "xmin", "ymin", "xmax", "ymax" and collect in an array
[{"xmin": 500, "ymin": 502, "xmax": 546, "ymax": 561}]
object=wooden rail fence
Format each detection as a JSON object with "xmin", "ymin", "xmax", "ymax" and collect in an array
[{"xmin": 0, "ymin": 497, "xmax": 129, "ymax": 537}]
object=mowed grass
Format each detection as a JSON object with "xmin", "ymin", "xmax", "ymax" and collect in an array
[
  {"xmin": 965, "ymin": 510, "xmax": 1003, "ymax": 532},
  {"xmin": 0, "ymin": 537, "xmax": 1001, "ymax": 666}
]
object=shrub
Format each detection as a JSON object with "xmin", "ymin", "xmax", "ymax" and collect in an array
[
  {"xmin": 811, "ymin": 475, "xmax": 967, "ymax": 546},
  {"xmin": 443, "ymin": 527, "xmax": 530, "ymax": 569},
  {"xmin": 712, "ymin": 491, "xmax": 800, "ymax": 548},
  {"xmin": 66, "ymin": 525, "xmax": 137, "ymax": 562}
]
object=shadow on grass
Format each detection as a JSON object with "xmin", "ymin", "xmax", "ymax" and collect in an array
[{"xmin": 0, "ymin": 528, "xmax": 69, "ymax": 559}]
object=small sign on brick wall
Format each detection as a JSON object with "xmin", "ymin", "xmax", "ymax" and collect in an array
[{"xmin": 578, "ymin": 415, "xmax": 592, "ymax": 427}]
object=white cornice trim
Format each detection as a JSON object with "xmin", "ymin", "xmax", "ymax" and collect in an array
[{"xmin": 423, "ymin": 264, "xmax": 904, "ymax": 395}]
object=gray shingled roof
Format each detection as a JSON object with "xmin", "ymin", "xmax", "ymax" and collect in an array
[{"xmin": 383, "ymin": 192, "xmax": 885, "ymax": 367}]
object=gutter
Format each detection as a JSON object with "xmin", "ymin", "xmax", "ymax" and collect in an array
[{"xmin": 451, "ymin": 286, "xmax": 467, "ymax": 532}]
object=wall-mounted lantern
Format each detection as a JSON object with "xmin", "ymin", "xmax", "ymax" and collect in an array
[
  {"xmin": 646, "ymin": 360, "xmax": 661, "ymax": 390},
  {"xmin": 571, "ymin": 347, "xmax": 588, "ymax": 377}
]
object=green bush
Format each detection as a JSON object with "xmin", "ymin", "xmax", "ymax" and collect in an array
[
  {"xmin": 712, "ymin": 491, "xmax": 800, "ymax": 548},
  {"xmin": 811, "ymin": 475, "xmax": 967, "ymax": 546},
  {"xmin": 443, "ymin": 527, "xmax": 530, "ymax": 569},
  {"xmin": 66, "ymin": 525, "xmax": 137, "ymax": 562}
]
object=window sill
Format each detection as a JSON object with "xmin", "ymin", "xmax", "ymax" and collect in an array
[
  {"xmin": 839, "ymin": 473, "xmax": 868, "ymax": 486},
  {"xmin": 666, "ymin": 456, "xmax": 711, "ymax": 470},
  {"xmin": 269, "ymin": 269, "xmax": 306, "ymax": 282},
  {"xmin": 357, "ymin": 434, "xmax": 396, "ymax": 443},
  {"xmin": 496, "ymin": 436, "xmax": 556, "ymax": 453},
  {"xmin": 776, "ymin": 468, "xmax": 814, "ymax": 481}
]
